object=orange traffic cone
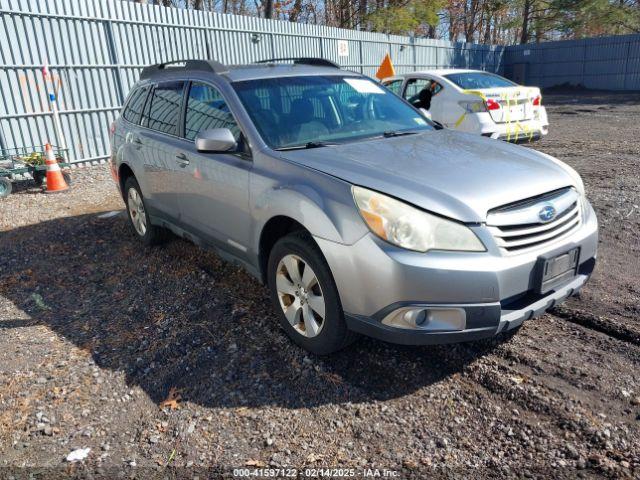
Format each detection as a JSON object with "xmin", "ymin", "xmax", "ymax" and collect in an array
[{"xmin": 44, "ymin": 143, "xmax": 69, "ymax": 193}]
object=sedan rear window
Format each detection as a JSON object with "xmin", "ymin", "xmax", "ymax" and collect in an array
[{"xmin": 444, "ymin": 72, "xmax": 516, "ymax": 90}]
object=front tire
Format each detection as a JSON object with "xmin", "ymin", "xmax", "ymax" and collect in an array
[
  {"xmin": 124, "ymin": 177, "xmax": 166, "ymax": 246},
  {"xmin": 267, "ymin": 233, "xmax": 356, "ymax": 355}
]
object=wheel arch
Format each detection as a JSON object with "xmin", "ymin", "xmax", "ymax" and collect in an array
[
  {"xmin": 257, "ymin": 216, "xmax": 313, "ymax": 284},
  {"xmin": 252, "ymin": 180, "xmax": 368, "ymax": 283},
  {"xmin": 118, "ymin": 162, "xmax": 136, "ymax": 200}
]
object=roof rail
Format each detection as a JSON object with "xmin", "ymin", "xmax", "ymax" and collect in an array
[
  {"xmin": 140, "ymin": 59, "xmax": 228, "ymax": 79},
  {"xmin": 255, "ymin": 57, "xmax": 341, "ymax": 69}
]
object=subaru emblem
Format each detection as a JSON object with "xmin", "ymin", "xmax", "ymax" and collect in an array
[{"xmin": 538, "ymin": 205, "xmax": 556, "ymax": 222}]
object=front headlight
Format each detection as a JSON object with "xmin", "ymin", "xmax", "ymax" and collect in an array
[{"xmin": 352, "ymin": 186, "xmax": 486, "ymax": 252}]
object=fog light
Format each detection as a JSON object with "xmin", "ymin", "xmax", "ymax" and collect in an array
[
  {"xmin": 415, "ymin": 309, "xmax": 428, "ymax": 326},
  {"xmin": 382, "ymin": 307, "xmax": 466, "ymax": 331}
]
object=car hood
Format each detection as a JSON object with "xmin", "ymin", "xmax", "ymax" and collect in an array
[{"xmin": 277, "ymin": 130, "xmax": 581, "ymax": 223}]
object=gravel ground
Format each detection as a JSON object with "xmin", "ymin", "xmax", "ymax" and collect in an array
[{"xmin": 0, "ymin": 92, "xmax": 638, "ymax": 479}]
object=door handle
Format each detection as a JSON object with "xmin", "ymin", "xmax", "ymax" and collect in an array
[{"xmin": 175, "ymin": 153, "xmax": 190, "ymax": 166}]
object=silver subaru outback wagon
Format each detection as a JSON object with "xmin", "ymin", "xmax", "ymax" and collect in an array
[{"xmin": 109, "ymin": 58, "xmax": 598, "ymax": 355}]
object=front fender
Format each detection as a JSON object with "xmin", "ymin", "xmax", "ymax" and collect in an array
[{"xmin": 250, "ymin": 157, "xmax": 369, "ymax": 253}]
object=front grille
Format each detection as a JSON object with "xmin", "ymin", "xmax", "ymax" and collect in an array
[{"xmin": 487, "ymin": 189, "xmax": 582, "ymax": 253}]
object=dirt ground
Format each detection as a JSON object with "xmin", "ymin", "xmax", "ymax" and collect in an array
[{"xmin": 0, "ymin": 92, "xmax": 639, "ymax": 479}]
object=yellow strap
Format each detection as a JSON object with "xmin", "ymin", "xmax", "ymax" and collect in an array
[
  {"xmin": 457, "ymin": 90, "xmax": 490, "ymax": 130},
  {"xmin": 502, "ymin": 92, "xmax": 512, "ymax": 142},
  {"xmin": 462, "ymin": 89, "xmax": 488, "ymax": 102},
  {"xmin": 462, "ymin": 88, "xmax": 537, "ymax": 142}
]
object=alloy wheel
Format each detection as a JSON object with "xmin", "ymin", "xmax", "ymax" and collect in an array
[
  {"xmin": 276, "ymin": 254, "xmax": 326, "ymax": 338},
  {"xmin": 127, "ymin": 187, "xmax": 147, "ymax": 236}
]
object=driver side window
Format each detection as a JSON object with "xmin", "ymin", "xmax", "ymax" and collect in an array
[
  {"xmin": 403, "ymin": 78, "xmax": 443, "ymax": 111},
  {"xmin": 404, "ymin": 78, "xmax": 431, "ymax": 104},
  {"xmin": 184, "ymin": 82, "xmax": 241, "ymax": 142}
]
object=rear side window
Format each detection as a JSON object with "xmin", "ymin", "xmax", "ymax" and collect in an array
[
  {"xmin": 184, "ymin": 82, "xmax": 240, "ymax": 141},
  {"xmin": 142, "ymin": 81, "xmax": 185, "ymax": 136},
  {"xmin": 122, "ymin": 86, "xmax": 149, "ymax": 124}
]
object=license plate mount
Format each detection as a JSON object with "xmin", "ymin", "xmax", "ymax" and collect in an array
[{"xmin": 535, "ymin": 247, "xmax": 580, "ymax": 294}]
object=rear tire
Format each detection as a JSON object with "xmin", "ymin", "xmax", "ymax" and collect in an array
[
  {"xmin": 267, "ymin": 232, "xmax": 357, "ymax": 355},
  {"xmin": 124, "ymin": 177, "xmax": 166, "ymax": 246}
]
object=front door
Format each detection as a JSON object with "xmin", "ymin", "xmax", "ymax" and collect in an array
[
  {"xmin": 402, "ymin": 76, "xmax": 446, "ymax": 124},
  {"xmin": 174, "ymin": 81, "xmax": 252, "ymax": 259}
]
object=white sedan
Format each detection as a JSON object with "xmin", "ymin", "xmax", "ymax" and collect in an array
[{"xmin": 382, "ymin": 69, "xmax": 549, "ymax": 142}]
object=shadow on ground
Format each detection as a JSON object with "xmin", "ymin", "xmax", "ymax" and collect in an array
[{"xmin": 0, "ymin": 211, "xmax": 504, "ymax": 409}]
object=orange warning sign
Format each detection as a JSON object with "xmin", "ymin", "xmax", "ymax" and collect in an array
[{"xmin": 375, "ymin": 53, "xmax": 395, "ymax": 80}]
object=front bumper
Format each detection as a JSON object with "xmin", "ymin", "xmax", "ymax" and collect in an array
[
  {"xmin": 315, "ymin": 201, "xmax": 598, "ymax": 345},
  {"xmin": 344, "ymin": 267, "xmax": 592, "ymax": 345}
]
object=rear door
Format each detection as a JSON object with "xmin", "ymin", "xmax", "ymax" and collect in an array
[
  {"xmin": 138, "ymin": 81, "xmax": 186, "ymax": 220},
  {"xmin": 173, "ymin": 81, "xmax": 252, "ymax": 258},
  {"xmin": 117, "ymin": 84, "xmax": 150, "ymax": 186}
]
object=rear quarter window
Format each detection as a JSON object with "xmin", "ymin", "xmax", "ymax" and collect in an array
[{"xmin": 122, "ymin": 86, "xmax": 149, "ymax": 124}]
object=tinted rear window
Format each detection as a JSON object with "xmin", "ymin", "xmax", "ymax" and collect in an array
[
  {"xmin": 122, "ymin": 86, "xmax": 148, "ymax": 124},
  {"xmin": 142, "ymin": 81, "xmax": 185, "ymax": 136},
  {"xmin": 444, "ymin": 72, "xmax": 516, "ymax": 89}
]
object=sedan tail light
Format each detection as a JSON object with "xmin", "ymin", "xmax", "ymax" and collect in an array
[
  {"xmin": 532, "ymin": 95, "xmax": 541, "ymax": 106},
  {"xmin": 485, "ymin": 98, "xmax": 501, "ymax": 111}
]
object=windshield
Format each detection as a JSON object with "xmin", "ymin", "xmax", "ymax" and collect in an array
[
  {"xmin": 232, "ymin": 75, "xmax": 434, "ymax": 149},
  {"xmin": 444, "ymin": 72, "xmax": 517, "ymax": 90}
]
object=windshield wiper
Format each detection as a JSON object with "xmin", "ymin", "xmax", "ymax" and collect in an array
[
  {"xmin": 382, "ymin": 130, "xmax": 420, "ymax": 138},
  {"xmin": 276, "ymin": 141, "xmax": 338, "ymax": 151}
]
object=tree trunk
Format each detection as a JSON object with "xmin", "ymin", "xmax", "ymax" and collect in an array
[
  {"xmin": 358, "ymin": 0, "xmax": 368, "ymax": 29},
  {"xmin": 520, "ymin": 0, "xmax": 531, "ymax": 44},
  {"xmin": 264, "ymin": 0, "xmax": 273, "ymax": 19},
  {"xmin": 289, "ymin": 0, "xmax": 303, "ymax": 22}
]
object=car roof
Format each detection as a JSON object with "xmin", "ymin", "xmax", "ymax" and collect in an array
[
  {"xmin": 224, "ymin": 63, "xmax": 360, "ymax": 82},
  {"xmin": 407, "ymin": 68, "xmax": 490, "ymax": 77},
  {"xmin": 140, "ymin": 60, "xmax": 361, "ymax": 84}
]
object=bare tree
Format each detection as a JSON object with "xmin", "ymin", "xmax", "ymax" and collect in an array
[{"xmin": 264, "ymin": 0, "xmax": 274, "ymax": 18}]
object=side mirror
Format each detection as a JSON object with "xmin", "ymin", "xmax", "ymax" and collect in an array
[{"xmin": 195, "ymin": 128, "xmax": 237, "ymax": 152}]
